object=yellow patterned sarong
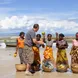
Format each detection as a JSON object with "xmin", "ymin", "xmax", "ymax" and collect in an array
[
  {"xmin": 43, "ymin": 46, "xmax": 54, "ymax": 60},
  {"xmin": 56, "ymin": 49, "xmax": 69, "ymax": 67},
  {"xmin": 32, "ymin": 46, "xmax": 41, "ymax": 64}
]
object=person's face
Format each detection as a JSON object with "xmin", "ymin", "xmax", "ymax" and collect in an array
[
  {"xmin": 76, "ymin": 34, "xmax": 78, "ymax": 40},
  {"xmin": 21, "ymin": 34, "xmax": 25, "ymax": 39},
  {"xmin": 35, "ymin": 27, "xmax": 39, "ymax": 32},
  {"xmin": 47, "ymin": 35, "xmax": 52, "ymax": 40},
  {"xmin": 59, "ymin": 36, "xmax": 63, "ymax": 40},
  {"xmin": 36, "ymin": 36, "xmax": 40, "ymax": 41}
]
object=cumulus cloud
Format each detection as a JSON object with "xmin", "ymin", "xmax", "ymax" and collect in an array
[{"xmin": 0, "ymin": 15, "xmax": 78, "ymax": 34}]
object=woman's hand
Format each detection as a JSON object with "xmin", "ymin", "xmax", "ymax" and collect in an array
[
  {"xmin": 56, "ymin": 32, "xmax": 59, "ymax": 36},
  {"xmin": 38, "ymin": 41, "xmax": 44, "ymax": 45},
  {"xmin": 15, "ymin": 51, "xmax": 17, "ymax": 54},
  {"xmin": 58, "ymin": 45, "xmax": 66, "ymax": 49},
  {"xmin": 42, "ymin": 44, "xmax": 45, "ymax": 48}
]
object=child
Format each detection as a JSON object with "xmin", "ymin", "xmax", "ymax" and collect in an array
[
  {"xmin": 42, "ymin": 33, "xmax": 58, "ymax": 68},
  {"xmin": 15, "ymin": 32, "xmax": 25, "ymax": 64},
  {"xmin": 31, "ymin": 34, "xmax": 44, "ymax": 72},
  {"xmin": 56, "ymin": 33, "xmax": 69, "ymax": 69}
]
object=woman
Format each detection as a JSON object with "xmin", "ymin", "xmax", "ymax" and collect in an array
[
  {"xmin": 70, "ymin": 32, "xmax": 78, "ymax": 65},
  {"xmin": 56, "ymin": 33, "xmax": 69, "ymax": 68},
  {"xmin": 43, "ymin": 33, "xmax": 58, "ymax": 67},
  {"xmin": 15, "ymin": 32, "xmax": 25, "ymax": 64},
  {"xmin": 32, "ymin": 34, "xmax": 44, "ymax": 71}
]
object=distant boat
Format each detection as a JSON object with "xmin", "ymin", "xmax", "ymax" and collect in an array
[
  {"xmin": 6, "ymin": 42, "xmax": 16, "ymax": 47},
  {"xmin": 5, "ymin": 40, "xmax": 16, "ymax": 47},
  {"xmin": 0, "ymin": 37, "xmax": 17, "ymax": 47},
  {"xmin": 0, "ymin": 43, "xmax": 6, "ymax": 48}
]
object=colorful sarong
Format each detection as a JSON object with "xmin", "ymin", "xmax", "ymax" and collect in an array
[
  {"xmin": 43, "ymin": 46, "xmax": 54, "ymax": 60},
  {"xmin": 70, "ymin": 46, "xmax": 78, "ymax": 64},
  {"xmin": 22, "ymin": 45, "xmax": 34, "ymax": 64},
  {"xmin": 56, "ymin": 49, "xmax": 69, "ymax": 67},
  {"xmin": 32, "ymin": 46, "xmax": 41, "ymax": 65}
]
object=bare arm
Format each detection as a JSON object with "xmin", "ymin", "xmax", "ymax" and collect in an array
[
  {"xmin": 58, "ymin": 41, "xmax": 68, "ymax": 49},
  {"xmin": 60, "ymin": 41, "xmax": 68, "ymax": 49},
  {"xmin": 33, "ymin": 38, "xmax": 44, "ymax": 45},
  {"xmin": 42, "ymin": 34, "xmax": 46, "ymax": 43},
  {"xmin": 53, "ymin": 32, "xmax": 59, "ymax": 43},
  {"xmin": 56, "ymin": 42, "xmax": 59, "ymax": 48},
  {"xmin": 70, "ymin": 41, "xmax": 75, "ymax": 55},
  {"xmin": 64, "ymin": 41, "xmax": 68, "ymax": 48},
  {"xmin": 70, "ymin": 46, "xmax": 74, "ymax": 55},
  {"xmin": 15, "ymin": 39, "xmax": 18, "ymax": 54}
]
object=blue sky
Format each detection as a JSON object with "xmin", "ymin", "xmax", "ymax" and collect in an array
[
  {"xmin": 0, "ymin": 0, "xmax": 78, "ymax": 16},
  {"xmin": 0, "ymin": 0, "xmax": 78, "ymax": 35}
]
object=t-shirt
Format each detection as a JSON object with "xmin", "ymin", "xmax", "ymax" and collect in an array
[
  {"xmin": 35, "ymin": 44, "xmax": 41, "ymax": 48},
  {"xmin": 45, "ymin": 40, "xmax": 53, "ymax": 47},
  {"xmin": 56, "ymin": 40, "xmax": 68, "ymax": 48},
  {"xmin": 24, "ymin": 29, "xmax": 36, "ymax": 47},
  {"xmin": 73, "ymin": 39, "xmax": 78, "ymax": 46}
]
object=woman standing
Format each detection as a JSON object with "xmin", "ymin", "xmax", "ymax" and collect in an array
[
  {"xmin": 15, "ymin": 32, "xmax": 25, "ymax": 64},
  {"xmin": 32, "ymin": 34, "xmax": 44, "ymax": 71},
  {"xmin": 43, "ymin": 33, "xmax": 58, "ymax": 67},
  {"xmin": 70, "ymin": 32, "xmax": 78, "ymax": 65},
  {"xmin": 56, "ymin": 33, "xmax": 69, "ymax": 68}
]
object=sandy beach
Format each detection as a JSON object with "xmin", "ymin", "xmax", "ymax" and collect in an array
[{"xmin": 0, "ymin": 43, "xmax": 78, "ymax": 78}]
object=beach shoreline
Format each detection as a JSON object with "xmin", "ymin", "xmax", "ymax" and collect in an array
[{"xmin": 0, "ymin": 43, "xmax": 78, "ymax": 78}]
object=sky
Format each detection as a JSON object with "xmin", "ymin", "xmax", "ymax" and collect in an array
[{"xmin": 0, "ymin": 0, "xmax": 78, "ymax": 35}]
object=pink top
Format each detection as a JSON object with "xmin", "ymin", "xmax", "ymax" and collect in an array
[{"xmin": 73, "ymin": 39, "xmax": 78, "ymax": 46}]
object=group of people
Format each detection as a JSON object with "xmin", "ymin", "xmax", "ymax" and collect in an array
[{"xmin": 15, "ymin": 24, "xmax": 78, "ymax": 76}]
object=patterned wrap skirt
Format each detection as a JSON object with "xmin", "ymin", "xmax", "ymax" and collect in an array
[
  {"xmin": 32, "ymin": 46, "xmax": 41, "ymax": 65},
  {"xmin": 70, "ymin": 46, "xmax": 78, "ymax": 65},
  {"xmin": 43, "ymin": 46, "xmax": 54, "ymax": 61},
  {"xmin": 18, "ymin": 48, "xmax": 23, "ymax": 64},
  {"xmin": 22, "ymin": 45, "xmax": 34, "ymax": 64},
  {"xmin": 56, "ymin": 49, "xmax": 69, "ymax": 67}
]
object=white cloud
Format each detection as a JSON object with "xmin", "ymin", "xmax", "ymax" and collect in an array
[{"xmin": 0, "ymin": 15, "xmax": 78, "ymax": 34}]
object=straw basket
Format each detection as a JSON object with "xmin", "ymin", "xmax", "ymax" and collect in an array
[
  {"xmin": 56, "ymin": 64, "xmax": 68, "ymax": 72},
  {"xmin": 42, "ymin": 59, "xmax": 54, "ymax": 72},
  {"xmin": 15, "ymin": 64, "xmax": 26, "ymax": 71},
  {"xmin": 71, "ymin": 64, "xmax": 78, "ymax": 73}
]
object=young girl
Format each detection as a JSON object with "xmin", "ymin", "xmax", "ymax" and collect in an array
[
  {"xmin": 70, "ymin": 32, "xmax": 78, "ymax": 65},
  {"xmin": 31, "ymin": 34, "xmax": 44, "ymax": 71},
  {"xmin": 43, "ymin": 33, "xmax": 58, "ymax": 67},
  {"xmin": 56, "ymin": 33, "xmax": 69, "ymax": 68},
  {"xmin": 15, "ymin": 32, "xmax": 25, "ymax": 64}
]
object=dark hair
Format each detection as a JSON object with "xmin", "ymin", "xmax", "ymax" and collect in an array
[
  {"xmin": 76, "ymin": 32, "xmax": 78, "ymax": 35},
  {"xmin": 33, "ymin": 24, "xmax": 39, "ymax": 28},
  {"xmin": 47, "ymin": 34, "xmax": 52, "ymax": 37},
  {"xmin": 36, "ymin": 34, "xmax": 41, "ymax": 38},
  {"xmin": 19, "ymin": 32, "xmax": 25, "ymax": 36},
  {"xmin": 59, "ymin": 33, "xmax": 65, "ymax": 37}
]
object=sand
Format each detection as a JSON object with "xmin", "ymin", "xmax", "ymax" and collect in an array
[{"xmin": 0, "ymin": 43, "xmax": 78, "ymax": 78}]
